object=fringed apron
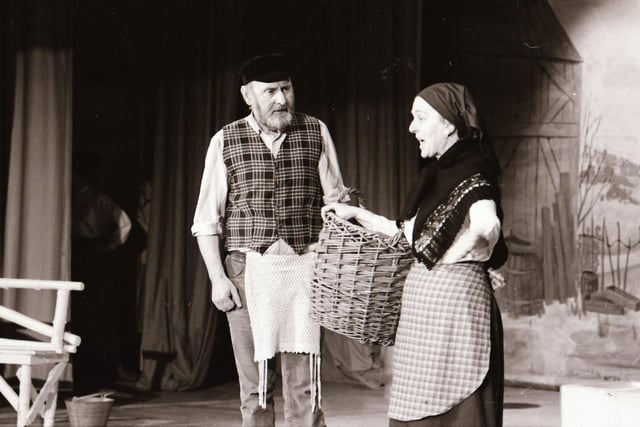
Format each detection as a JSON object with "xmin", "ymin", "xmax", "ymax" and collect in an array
[{"xmin": 244, "ymin": 247, "xmax": 322, "ymax": 411}]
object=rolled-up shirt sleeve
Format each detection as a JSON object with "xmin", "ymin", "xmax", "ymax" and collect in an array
[
  {"xmin": 468, "ymin": 199, "xmax": 501, "ymax": 248},
  {"xmin": 317, "ymin": 120, "xmax": 350, "ymax": 203},
  {"xmin": 441, "ymin": 199, "xmax": 501, "ymax": 263},
  {"xmin": 191, "ymin": 130, "xmax": 227, "ymax": 236}
]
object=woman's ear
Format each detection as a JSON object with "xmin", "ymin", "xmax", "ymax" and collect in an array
[{"xmin": 444, "ymin": 121, "xmax": 456, "ymax": 137}]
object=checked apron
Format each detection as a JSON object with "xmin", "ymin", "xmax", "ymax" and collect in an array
[{"xmin": 388, "ymin": 261, "xmax": 492, "ymax": 421}]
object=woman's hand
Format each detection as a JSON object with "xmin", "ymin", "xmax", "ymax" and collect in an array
[
  {"xmin": 323, "ymin": 202, "xmax": 398, "ymax": 236},
  {"xmin": 322, "ymin": 202, "xmax": 361, "ymax": 221}
]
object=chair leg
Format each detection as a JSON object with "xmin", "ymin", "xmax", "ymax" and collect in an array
[
  {"xmin": 17, "ymin": 365, "xmax": 32, "ymax": 427},
  {"xmin": 42, "ymin": 388, "xmax": 58, "ymax": 427},
  {"xmin": 28, "ymin": 362, "xmax": 67, "ymax": 427}
]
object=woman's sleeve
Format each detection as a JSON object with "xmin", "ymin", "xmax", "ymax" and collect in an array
[
  {"xmin": 356, "ymin": 212, "xmax": 399, "ymax": 236},
  {"xmin": 440, "ymin": 199, "xmax": 501, "ymax": 263},
  {"xmin": 468, "ymin": 199, "xmax": 501, "ymax": 249}
]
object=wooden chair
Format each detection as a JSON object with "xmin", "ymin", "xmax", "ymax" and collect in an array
[{"xmin": 0, "ymin": 278, "xmax": 84, "ymax": 427}]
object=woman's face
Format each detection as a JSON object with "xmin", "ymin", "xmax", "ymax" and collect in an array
[{"xmin": 408, "ymin": 96, "xmax": 454, "ymax": 159}]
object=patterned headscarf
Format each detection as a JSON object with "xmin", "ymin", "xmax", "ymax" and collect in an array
[
  {"xmin": 417, "ymin": 82, "xmax": 501, "ymax": 174},
  {"xmin": 417, "ymin": 83, "xmax": 480, "ymax": 134}
]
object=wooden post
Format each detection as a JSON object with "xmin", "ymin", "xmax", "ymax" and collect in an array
[
  {"xmin": 601, "ymin": 218, "xmax": 606, "ymax": 290},
  {"xmin": 17, "ymin": 365, "xmax": 31, "ymax": 427},
  {"xmin": 556, "ymin": 190, "xmax": 575, "ymax": 297},
  {"xmin": 553, "ymin": 201, "xmax": 568, "ymax": 302},
  {"xmin": 624, "ymin": 238, "xmax": 631, "ymax": 291},
  {"xmin": 617, "ymin": 222, "xmax": 622, "ymax": 289},
  {"xmin": 541, "ymin": 207, "xmax": 557, "ymax": 303}
]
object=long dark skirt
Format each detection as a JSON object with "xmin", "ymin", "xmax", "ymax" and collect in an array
[{"xmin": 389, "ymin": 296, "xmax": 504, "ymax": 427}]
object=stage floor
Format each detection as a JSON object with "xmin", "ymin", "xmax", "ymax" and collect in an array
[{"xmin": 0, "ymin": 380, "xmax": 560, "ymax": 426}]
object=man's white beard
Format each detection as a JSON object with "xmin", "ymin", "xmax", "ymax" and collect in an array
[{"xmin": 266, "ymin": 111, "xmax": 293, "ymax": 132}]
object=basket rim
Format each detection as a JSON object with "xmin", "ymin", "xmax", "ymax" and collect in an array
[
  {"xmin": 66, "ymin": 397, "xmax": 114, "ymax": 404},
  {"xmin": 321, "ymin": 210, "xmax": 409, "ymax": 249}
]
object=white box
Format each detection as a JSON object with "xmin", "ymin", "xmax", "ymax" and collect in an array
[{"xmin": 561, "ymin": 382, "xmax": 640, "ymax": 427}]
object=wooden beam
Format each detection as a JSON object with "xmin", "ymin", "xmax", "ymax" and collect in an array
[
  {"xmin": 0, "ymin": 339, "xmax": 77, "ymax": 354},
  {"xmin": 552, "ymin": 201, "xmax": 568, "ymax": 302},
  {"xmin": 539, "ymin": 60, "xmax": 578, "ymax": 100},
  {"xmin": 543, "ymin": 96, "xmax": 570, "ymax": 123},
  {"xmin": 0, "ymin": 306, "xmax": 81, "ymax": 346},
  {"xmin": 541, "ymin": 207, "xmax": 558, "ymax": 304},
  {"xmin": 584, "ymin": 293, "xmax": 625, "ymax": 315},
  {"xmin": 0, "ymin": 278, "xmax": 84, "ymax": 292},
  {"xmin": 556, "ymin": 191, "xmax": 576, "ymax": 298}
]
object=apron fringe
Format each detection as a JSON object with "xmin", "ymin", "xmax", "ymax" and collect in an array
[
  {"xmin": 310, "ymin": 353, "xmax": 322, "ymax": 412},
  {"xmin": 257, "ymin": 353, "xmax": 322, "ymax": 411},
  {"xmin": 258, "ymin": 359, "xmax": 268, "ymax": 409}
]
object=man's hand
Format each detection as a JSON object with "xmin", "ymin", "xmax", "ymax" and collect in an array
[
  {"xmin": 211, "ymin": 273, "xmax": 242, "ymax": 312},
  {"xmin": 195, "ymin": 235, "xmax": 242, "ymax": 312},
  {"xmin": 303, "ymin": 242, "xmax": 320, "ymax": 253}
]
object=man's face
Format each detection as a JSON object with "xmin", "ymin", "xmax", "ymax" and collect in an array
[{"xmin": 242, "ymin": 79, "xmax": 295, "ymax": 132}]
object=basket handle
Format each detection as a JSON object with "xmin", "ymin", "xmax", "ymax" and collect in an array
[
  {"xmin": 389, "ymin": 229, "xmax": 406, "ymax": 247},
  {"xmin": 388, "ymin": 220, "xmax": 408, "ymax": 247}
]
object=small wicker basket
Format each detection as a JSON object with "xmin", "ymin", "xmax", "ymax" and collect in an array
[
  {"xmin": 65, "ymin": 394, "xmax": 114, "ymax": 427},
  {"xmin": 310, "ymin": 210, "xmax": 413, "ymax": 346}
]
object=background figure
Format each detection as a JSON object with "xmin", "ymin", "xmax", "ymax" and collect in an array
[
  {"xmin": 321, "ymin": 330, "xmax": 385, "ymax": 390},
  {"xmin": 192, "ymin": 54, "xmax": 349, "ymax": 427},
  {"xmin": 71, "ymin": 150, "xmax": 144, "ymax": 394},
  {"xmin": 135, "ymin": 178, "xmax": 152, "ymax": 343},
  {"xmin": 325, "ymin": 83, "xmax": 508, "ymax": 427}
]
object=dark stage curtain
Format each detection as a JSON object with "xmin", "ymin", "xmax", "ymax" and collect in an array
[
  {"xmin": 0, "ymin": 0, "xmax": 74, "ymax": 380},
  {"xmin": 138, "ymin": 0, "xmax": 421, "ymax": 390},
  {"xmin": 136, "ymin": 0, "xmax": 245, "ymax": 391},
  {"xmin": 1, "ymin": 0, "xmax": 73, "ymax": 314},
  {"xmin": 0, "ymin": 1, "xmax": 14, "ymax": 265}
]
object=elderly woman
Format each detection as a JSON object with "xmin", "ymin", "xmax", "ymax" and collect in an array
[{"xmin": 324, "ymin": 83, "xmax": 508, "ymax": 426}]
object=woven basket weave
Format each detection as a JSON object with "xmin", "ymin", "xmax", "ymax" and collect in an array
[
  {"xmin": 310, "ymin": 210, "xmax": 413, "ymax": 346},
  {"xmin": 65, "ymin": 396, "xmax": 113, "ymax": 427}
]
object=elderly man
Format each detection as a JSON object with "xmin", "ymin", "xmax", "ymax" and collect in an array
[{"xmin": 192, "ymin": 53, "xmax": 348, "ymax": 427}]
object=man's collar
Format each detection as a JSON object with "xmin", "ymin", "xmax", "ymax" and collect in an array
[
  {"xmin": 245, "ymin": 113, "xmax": 286, "ymax": 139},
  {"xmin": 245, "ymin": 113, "xmax": 262, "ymax": 134}
]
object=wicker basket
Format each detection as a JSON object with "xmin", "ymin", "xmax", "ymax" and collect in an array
[
  {"xmin": 65, "ymin": 395, "xmax": 114, "ymax": 427},
  {"xmin": 310, "ymin": 210, "xmax": 413, "ymax": 346}
]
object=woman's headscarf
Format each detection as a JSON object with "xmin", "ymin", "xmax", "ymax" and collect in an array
[
  {"xmin": 417, "ymin": 83, "xmax": 499, "ymax": 169},
  {"xmin": 417, "ymin": 83, "xmax": 480, "ymax": 135}
]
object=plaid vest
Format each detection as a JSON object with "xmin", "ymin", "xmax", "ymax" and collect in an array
[{"xmin": 222, "ymin": 113, "xmax": 324, "ymax": 253}]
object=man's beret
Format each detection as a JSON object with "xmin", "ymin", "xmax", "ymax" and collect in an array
[{"xmin": 239, "ymin": 53, "xmax": 291, "ymax": 84}]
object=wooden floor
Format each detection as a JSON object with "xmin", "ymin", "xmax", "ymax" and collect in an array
[{"xmin": 0, "ymin": 379, "xmax": 561, "ymax": 427}]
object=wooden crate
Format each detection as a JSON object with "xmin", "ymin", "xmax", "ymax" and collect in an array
[
  {"xmin": 603, "ymin": 286, "xmax": 640, "ymax": 311},
  {"xmin": 583, "ymin": 292, "xmax": 624, "ymax": 315}
]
